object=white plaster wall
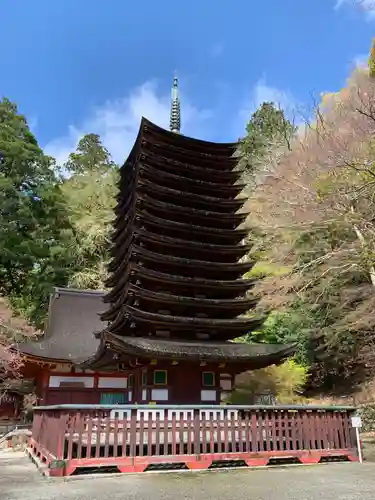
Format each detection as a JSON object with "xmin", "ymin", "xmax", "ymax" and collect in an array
[
  {"xmin": 48, "ymin": 375, "xmax": 94, "ymax": 388},
  {"xmin": 98, "ymin": 377, "xmax": 128, "ymax": 388}
]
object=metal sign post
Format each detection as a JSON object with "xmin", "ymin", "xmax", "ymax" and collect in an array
[{"xmin": 351, "ymin": 415, "xmax": 363, "ymax": 463}]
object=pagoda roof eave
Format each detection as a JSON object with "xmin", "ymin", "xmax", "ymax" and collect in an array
[
  {"xmin": 103, "ymin": 265, "xmax": 255, "ymax": 304},
  {"xmin": 127, "ymin": 284, "xmax": 258, "ymax": 309},
  {"xmin": 137, "ymin": 194, "xmax": 250, "ymax": 223},
  {"xmin": 101, "ymin": 285, "xmax": 258, "ymax": 323},
  {"xmin": 140, "ymin": 163, "xmax": 246, "ymax": 195},
  {"xmin": 104, "ymin": 333, "xmax": 296, "ymax": 364},
  {"xmin": 118, "ymin": 265, "xmax": 255, "ymax": 289},
  {"xmin": 19, "ymin": 350, "xmax": 71, "ymax": 366},
  {"xmin": 111, "ymin": 214, "xmax": 248, "ymax": 248},
  {"xmin": 139, "ymin": 178, "xmax": 247, "ymax": 211},
  {"xmin": 126, "ymin": 245, "xmax": 254, "ymax": 272},
  {"xmin": 141, "ymin": 117, "xmax": 238, "ymax": 152},
  {"xmin": 118, "ymin": 305, "xmax": 264, "ymax": 331},
  {"xmin": 117, "ymin": 210, "xmax": 249, "ymax": 241},
  {"xmin": 142, "ymin": 142, "xmax": 238, "ymax": 171},
  {"xmin": 138, "ymin": 152, "xmax": 245, "ymax": 182},
  {"xmin": 130, "ymin": 228, "xmax": 252, "ymax": 255}
]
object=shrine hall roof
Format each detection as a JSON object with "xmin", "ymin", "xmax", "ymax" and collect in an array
[
  {"xmin": 105, "ymin": 333, "xmax": 296, "ymax": 366},
  {"xmin": 19, "ymin": 287, "xmax": 106, "ymax": 364}
]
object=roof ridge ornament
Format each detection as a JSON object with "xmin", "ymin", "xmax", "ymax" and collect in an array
[{"xmin": 169, "ymin": 73, "xmax": 181, "ymax": 134}]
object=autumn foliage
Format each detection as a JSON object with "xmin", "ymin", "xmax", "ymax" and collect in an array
[
  {"xmin": 0, "ymin": 296, "xmax": 37, "ymax": 381},
  {"xmin": 245, "ymin": 65, "xmax": 375, "ymax": 392}
]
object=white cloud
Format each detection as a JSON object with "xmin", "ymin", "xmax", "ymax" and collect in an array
[
  {"xmin": 335, "ymin": 0, "xmax": 375, "ymax": 18},
  {"xmin": 238, "ymin": 79, "xmax": 298, "ymax": 125},
  {"xmin": 45, "ymin": 80, "xmax": 212, "ymax": 166}
]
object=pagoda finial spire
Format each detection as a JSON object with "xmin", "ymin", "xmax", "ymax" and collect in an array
[{"xmin": 170, "ymin": 73, "xmax": 181, "ymax": 133}]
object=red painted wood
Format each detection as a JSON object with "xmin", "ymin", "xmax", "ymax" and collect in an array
[
  {"xmin": 95, "ymin": 416, "xmax": 101, "ymax": 459},
  {"xmin": 118, "ymin": 464, "xmax": 147, "ymax": 473},
  {"xmin": 185, "ymin": 460, "xmax": 212, "ymax": 470},
  {"xmin": 139, "ymin": 413, "xmax": 145, "ymax": 457},
  {"xmin": 258, "ymin": 411, "xmax": 265, "ymax": 452},
  {"xmin": 341, "ymin": 411, "xmax": 351, "ymax": 449},
  {"xmin": 104, "ymin": 418, "xmax": 111, "ymax": 458},
  {"xmin": 163, "ymin": 412, "xmax": 169, "ymax": 455},
  {"xmin": 86, "ymin": 416, "xmax": 93, "ymax": 459},
  {"xmin": 223, "ymin": 414, "xmax": 229, "ymax": 453},
  {"xmin": 113, "ymin": 417, "xmax": 119, "ymax": 458},
  {"xmin": 201, "ymin": 414, "xmax": 207, "ymax": 454},
  {"xmin": 209, "ymin": 413, "xmax": 215, "ymax": 454},
  {"xmin": 171, "ymin": 413, "xmax": 177, "ymax": 455},
  {"xmin": 186, "ymin": 413, "xmax": 193, "ymax": 455},
  {"xmin": 302, "ymin": 411, "xmax": 310, "ymax": 450},
  {"xmin": 245, "ymin": 458, "xmax": 269, "ymax": 467},
  {"xmin": 310, "ymin": 411, "xmax": 318, "ymax": 450},
  {"xmin": 319, "ymin": 411, "xmax": 328, "ymax": 449},
  {"xmin": 179, "ymin": 414, "xmax": 185, "ymax": 455},
  {"xmin": 193, "ymin": 409, "xmax": 200, "ymax": 455},
  {"xmin": 155, "ymin": 413, "xmax": 161, "ymax": 455},
  {"xmin": 76, "ymin": 414, "xmax": 85, "ymax": 460},
  {"xmin": 56, "ymin": 413, "xmax": 67, "ymax": 459},
  {"xmin": 66, "ymin": 415, "xmax": 74, "ymax": 460},
  {"xmin": 277, "ymin": 410, "xmax": 284, "ymax": 452},
  {"xmin": 337, "ymin": 413, "xmax": 345, "ymax": 449},
  {"xmin": 249, "ymin": 412, "xmax": 256, "ymax": 453},
  {"xmin": 230, "ymin": 413, "xmax": 236, "ymax": 453},
  {"xmin": 326, "ymin": 411, "xmax": 335, "ymax": 450},
  {"xmin": 264, "ymin": 411, "xmax": 271, "ymax": 452},
  {"xmin": 314, "ymin": 411, "xmax": 322, "ymax": 450},
  {"xmin": 147, "ymin": 413, "xmax": 153, "ymax": 457},
  {"xmin": 122, "ymin": 417, "xmax": 128, "ymax": 457},
  {"xmin": 269, "ymin": 411, "xmax": 277, "ymax": 452},
  {"xmin": 299, "ymin": 453, "xmax": 321, "ymax": 464},
  {"xmin": 29, "ymin": 406, "xmax": 358, "ymax": 476}
]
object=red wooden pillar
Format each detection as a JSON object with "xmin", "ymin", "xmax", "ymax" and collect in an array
[{"xmin": 40, "ymin": 369, "xmax": 50, "ymax": 405}]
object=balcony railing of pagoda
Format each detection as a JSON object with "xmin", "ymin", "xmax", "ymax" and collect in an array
[{"xmin": 28, "ymin": 404, "xmax": 359, "ymax": 477}]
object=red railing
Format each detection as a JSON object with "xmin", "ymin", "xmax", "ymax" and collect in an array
[{"xmin": 29, "ymin": 405, "xmax": 359, "ymax": 476}]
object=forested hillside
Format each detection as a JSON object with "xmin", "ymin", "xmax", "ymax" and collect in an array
[
  {"xmin": 2, "ymin": 42, "xmax": 375, "ymax": 396},
  {"xmin": 244, "ymin": 46, "xmax": 375, "ymax": 395}
]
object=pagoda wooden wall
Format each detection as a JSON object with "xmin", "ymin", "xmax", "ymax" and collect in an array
[
  {"xmin": 31, "ymin": 363, "xmax": 235, "ymax": 407},
  {"xmin": 131, "ymin": 362, "xmax": 234, "ymax": 405},
  {"xmin": 35, "ymin": 366, "xmax": 132, "ymax": 406}
]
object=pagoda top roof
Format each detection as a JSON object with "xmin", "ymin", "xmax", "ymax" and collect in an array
[
  {"xmin": 139, "ymin": 117, "xmax": 238, "ymax": 153},
  {"xmin": 19, "ymin": 287, "xmax": 105, "ymax": 364}
]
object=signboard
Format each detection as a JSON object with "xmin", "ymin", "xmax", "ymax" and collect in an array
[{"xmin": 351, "ymin": 416, "xmax": 362, "ymax": 428}]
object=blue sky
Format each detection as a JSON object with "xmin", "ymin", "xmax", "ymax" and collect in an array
[{"xmin": 1, "ymin": 0, "xmax": 374, "ymax": 164}]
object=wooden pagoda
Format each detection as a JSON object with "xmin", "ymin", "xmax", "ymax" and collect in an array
[{"xmin": 85, "ymin": 115, "xmax": 294, "ymax": 404}]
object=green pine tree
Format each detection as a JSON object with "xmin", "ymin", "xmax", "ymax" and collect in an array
[
  {"xmin": 61, "ymin": 134, "xmax": 119, "ymax": 289},
  {"xmin": 0, "ymin": 98, "xmax": 75, "ymax": 326}
]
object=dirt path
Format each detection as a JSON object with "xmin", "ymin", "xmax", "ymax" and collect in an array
[{"xmin": 2, "ymin": 451, "xmax": 375, "ymax": 500}]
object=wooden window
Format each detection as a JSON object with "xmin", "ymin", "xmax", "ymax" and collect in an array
[
  {"xmin": 142, "ymin": 370, "xmax": 148, "ymax": 386},
  {"xmin": 100, "ymin": 393, "xmax": 127, "ymax": 404},
  {"xmin": 153, "ymin": 370, "xmax": 167, "ymax": 385},
  {"xmin": 128, "ymin": 374, "xmax": 133, "ymax": 388},
  {"xmin": 202, "ymin": 372, "xmax": 215, "ymax": 387}
]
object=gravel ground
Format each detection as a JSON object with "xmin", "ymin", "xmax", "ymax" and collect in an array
[{"xmin": 1, "ymin": 452, "xmax": 375, "ymax": 500}]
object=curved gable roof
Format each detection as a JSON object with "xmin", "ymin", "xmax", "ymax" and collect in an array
[{"xmin": 19, "ymin": 287, "xmax": 106, "ymax": 364}]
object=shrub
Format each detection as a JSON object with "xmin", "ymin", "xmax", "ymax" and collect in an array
[{"xmin": 229, "ymin": 359, "xmax": 308, "ymax": 405}]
